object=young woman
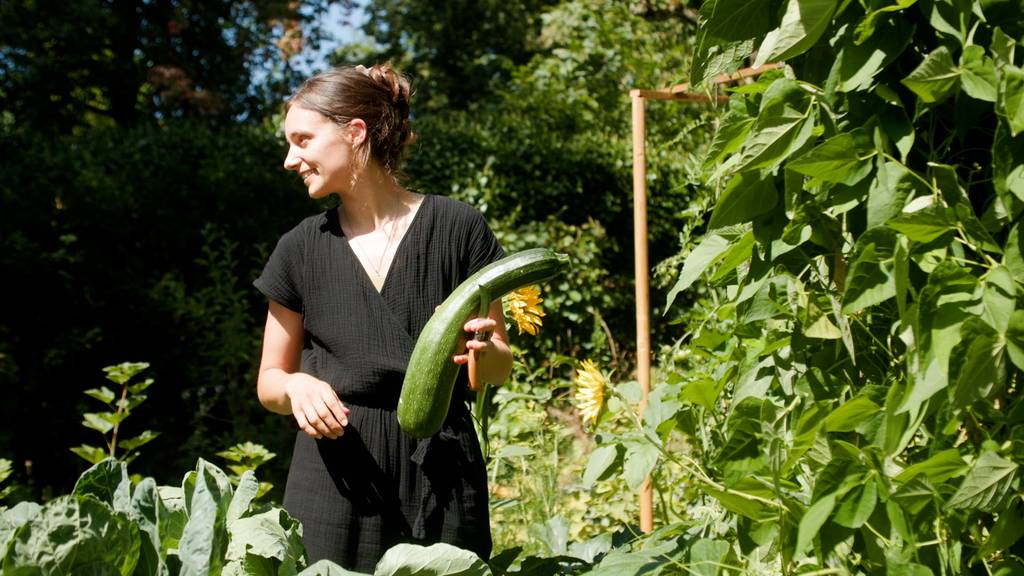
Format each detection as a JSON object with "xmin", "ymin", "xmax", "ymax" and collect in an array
[{"xmin": 254, "ymin": 64, "xmax": 512, "ymax": 571}]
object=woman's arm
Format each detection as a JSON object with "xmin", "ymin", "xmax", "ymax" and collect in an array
[
  {"xmin": 454, "ymin": 299, "xmax": 513, "ymax": 390},
  {"xmin": 257, "ymin": 301, "xmax": 349, "ymax": 439}
]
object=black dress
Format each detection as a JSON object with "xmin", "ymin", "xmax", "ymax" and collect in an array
[{"xmin": 254, "ymin": 195, "xmax": 503, "ymax": 572}]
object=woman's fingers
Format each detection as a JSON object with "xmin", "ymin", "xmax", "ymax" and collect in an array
[
  {"xmin": 288, "ymin": 376, "xmax": 350, "ymax": 440},
  {"xmin": 462, "ymin": 317, "xmax": 496, "ymax": 353}
]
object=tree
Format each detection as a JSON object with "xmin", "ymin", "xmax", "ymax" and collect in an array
[{"xmin": 0, "ymin": 0, "xmax": 355, "ymax": 133}]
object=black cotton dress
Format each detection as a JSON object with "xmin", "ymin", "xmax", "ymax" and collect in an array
[{"xmin": 254, "ymin": 194, "xmax": 503, "ymax": 572}]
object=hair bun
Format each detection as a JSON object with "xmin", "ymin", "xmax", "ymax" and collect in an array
[{"xmin": 367, "ymin": 63, "xmax": 412, "ymax": 107}]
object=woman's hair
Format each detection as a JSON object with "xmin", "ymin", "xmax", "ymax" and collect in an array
[{"xmin": 286, "ymin": 63, "xmax": 416, "ymax": 173}]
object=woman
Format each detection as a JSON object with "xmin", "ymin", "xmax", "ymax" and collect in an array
[{"xmin": 254, "ymin": 63, "xmax": 512, "ymax": 571}]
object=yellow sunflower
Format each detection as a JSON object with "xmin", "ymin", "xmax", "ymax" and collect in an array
[
  {"xmin": 506, "ymin": 285, "xmax": 546, "ymax": 336},
  {"xmin": 574, "ymin": 359, "xmax": 607, "ymax": 425}
]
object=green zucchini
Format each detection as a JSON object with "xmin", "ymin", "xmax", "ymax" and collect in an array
[{"xmin": 398, "ymin": 248, "xmax": 570, "ymax": 438}]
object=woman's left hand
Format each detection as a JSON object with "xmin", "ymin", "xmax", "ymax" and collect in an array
[
  {"xmin": 452, "ymin": 316, "xmax": 499, "ymax": 365},
  {"xmin": 452, "ymin": 300, "xmax": 513, "ymax": 391}
]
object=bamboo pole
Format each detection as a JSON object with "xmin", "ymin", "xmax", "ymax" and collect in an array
[
  {"xmin": 630, "ymin": 90, "xmax": 654, "ymax": 534},
  {"xmin": 626, "ymin": 63, "xmax": 781, "ymax": 535}
]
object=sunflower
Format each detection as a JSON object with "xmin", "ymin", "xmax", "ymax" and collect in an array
[
  {"xmin": 506, "ymin": 285, "xmax": 546, "ymax": 336},
  {"xmin": 574, "ymin": 359, "xmax": 607, "ymax": 425}
]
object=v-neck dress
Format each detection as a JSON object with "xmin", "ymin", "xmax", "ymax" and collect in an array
[{"xmin": 254, "ymin": 195, "xmax": 504, "ymax": 571}]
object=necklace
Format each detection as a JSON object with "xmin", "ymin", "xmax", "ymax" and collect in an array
[{"xmin": 343, "ymin": 199, "xmax": 404, "ymax": 292}]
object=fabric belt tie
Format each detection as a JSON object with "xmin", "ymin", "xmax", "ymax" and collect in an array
[{"xmin": 409, "ymin": 427, "xmax": 463, "ymax": 540}]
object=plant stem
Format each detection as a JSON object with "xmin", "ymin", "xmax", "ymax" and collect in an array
[{"xmin": 109, "ymin": 382, "xmax": 129, "ymax": 458}]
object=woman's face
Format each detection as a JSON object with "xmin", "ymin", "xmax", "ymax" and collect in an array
[{"xmin": 282, "ymin": 105, "xmax": 358, "ymax": 199}]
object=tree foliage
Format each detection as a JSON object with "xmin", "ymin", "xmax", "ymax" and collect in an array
[{"xmin": 0, "ymin": 0, "xmax": 353, "ymax": 133}]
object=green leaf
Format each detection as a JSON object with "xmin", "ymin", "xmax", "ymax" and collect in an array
[
  {"xmin": 895, "ymin": 449, "xmax": 968, "ymax": 483},
  {"xmin": 227, "ymin": 470, "xmax": 259, "ymax": 522},
  {"xmin": 82, "ymin": 412, "xmax": 115, "ymax": 434},
  {"xmin": 644, "ymin": 383, "xmax": 682, "ymax": 433},
  {"xmin": 853, "ymin": 0, "xmax": 918, "ymax": 43},
  {"xmin": 960, "ymin": 45, "xmax": 998, "ymax": 102},
  {"xmin": 702, "ymin": 482, "xmax": 772, "ymax": 520},
  {"xmin": 838, "ymin": 18, "xmax": 914, "ymax": 92},
  {"xmin": 374, "ymin": 542, "xmax": 491, "ymax": 576},
  {"xmin": 622, "ymin": 441, "xmax": 660, "ymax": 491},
  {"xmin": 948, "ymin": 451, "xmax": 1018, "ymax": 512},
  {"xmin": 1000, "ymin": 64, "xmax": 1024, "ymax": 136},
  {"xmin": 901, "ymin": 46, "xmax": 961, "ymax": 103},
  {"xmin": 787, "ymin": 131, "xmax": 873, "ymax": 186},
  {"xmin": 103, "ymin": 361, "xmax": 150, "ymax": 386},
  {"xmin": 717, "ymin": 82, "xmax": 817, "ymax": 176},
  {"xmin": 1, "ymin": 494, "xmax": 140, "ymax": 575},
  {"xmin": 842, "ymin": 227, "xmax": 898, "ymax": 313},
  {"xmin": 888, "ymin": 563, "xmax": 936, "ymax": 576},
  {"xmin": 666, "ymin": 227, "xmax": 750, "ymax": 309},
  {"xmin": 796, "ymin": 492, "xmax": 837, "ymax": 556},
  {"xmin": 84, "ymin": 386, "xmax": 116, "ymax": 405},
  {"xmin": 700, "ymin": 0, "xmax": 775, "ymax": 42},
  {"xmin": 754, "ymin": 0, "xmax": 839, "ymax": 66},
  {"xmin": 982, "ymin": 265, "xmax": 1016, "ymax": 333},
  {"xmin": 709, "ymin": 230, "xmax": 756, "ymax": 282},
  {"xmin": 896, "ymin": 261, "xmax": 980, "ymax": 413},
  {"xmin": 119, "ymin": 430, "xmax": 160, "ymax": 452},
  {"xmin": 704, "ymin": 105, "xmax": 756, "ymax": 169},
  {"xmin": 927, "ymin": 0, "xmax": 972, "ymax": 42},
  {"xmin": 72, "ymin": 458, "xmax": 131, "ymax": 513},
  {"xmin": 718, "ymin": 397, "xmax": 765, "ymax": 466},
  {"xmin": 298, "ymin": 559, "xmax": 369, "ymax": 575},
  {"xmin": 681, "ymin": 378, "xmax": 726, "ymax": 410},
  {"xmin": 582, "ymin": 445, "xmax": 620, "ymax": 488},
  {"xmin": 833, "ymin": 479, "xmax": 877, "ymax": 528},
  {"xmin": 979, "ymin": 503, "xmax": 1024, "ymax": 559},
  {"xmin": 224, "ymin": 507, "xmax": 305, "ymax": 570},
  {"xmin": 1006, "ymin": 310, "xmax": 1024, "ymax": 371},
  {"xmin": 949, "ymin": 318, "xmax": 1006, "ymax": 409},
  {"xmin": 709, "ymin": 172, "xmax": 778, "ymax": 230},
  {"xmin": 130, "ymin": 477, "xmax": 168, "ymax": 576},
  {"xmin": 128, "ymin": 377, "xmax": 154, "ymax": 395},
  {"xmin": 878, "ymin": 106, "xmax": 915, "ymax": 162},
  {"xmin": 179, "ymin": 460, "xmax": 233, "ymax": 575},
  {"xmin": 0, "ymin": 502, "xmax": 42, "ymax": 562},
  {"xmin": 217, "ymin": 442, "xmax": 276, "ymax": 467},
  {"xmin": 824, "ymin": 395, "xmax": 881, "ymax": 432},
  {"xmin": 887, "ymin": 196, "xmax": 955, "ymax": 243},
  {"xmin": 70, "ymin": 444, "xmax": 108, "ymax": 465},
  {"xmin": 993, "ymin": 119, "xmax": 1024, "ymax": 204},
  {"xmin": 867, "ymin": 161, "xmax": 930, "ymax": 229},
  {"xmin": 689, "ymin": 538, "xmax": 730, "ymax": 576}
]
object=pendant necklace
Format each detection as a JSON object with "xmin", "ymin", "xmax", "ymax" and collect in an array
[{"xmin": 345, "ymin": 199, "xmax": 403, "ymax": 292}]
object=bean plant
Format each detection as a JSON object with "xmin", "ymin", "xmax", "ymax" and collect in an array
[
  {"xmin": 582, "ymin": 0, "xmax": 1024, "ymax": 572},
  {"xmin": 71, "ymin": 362, "xmax": 159, "ymax": 466}
]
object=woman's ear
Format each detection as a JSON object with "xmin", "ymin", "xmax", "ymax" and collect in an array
[{"xmin": 346, "ymin": 118, "xmax": 368, "ymax": 147}]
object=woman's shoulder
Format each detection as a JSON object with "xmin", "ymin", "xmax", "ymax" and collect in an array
[
  {"xmin": 425, "ymin": 194, "xmax": 487, "ymax": 224},
  {"xmin": 280, "ymin": 208, "xmax": 335, "ymax": 240}
]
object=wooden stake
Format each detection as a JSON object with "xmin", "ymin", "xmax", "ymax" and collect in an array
[{"xmin": 631, "ymin": 90, "xmax": 654, "ymax": 534}]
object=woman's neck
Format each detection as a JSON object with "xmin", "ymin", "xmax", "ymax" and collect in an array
[{"xmin": 337, "ymin": 164, "xmax": 412, "ymax": 234}]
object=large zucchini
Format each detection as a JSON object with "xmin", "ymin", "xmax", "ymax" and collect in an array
[{"xmin": 398, "ymin": 248, "xmax": 570, "ymax": 438}]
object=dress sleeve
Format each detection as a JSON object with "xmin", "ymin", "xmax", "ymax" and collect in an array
[
  {"xmin": 463, "ymin": 208, "xmax": 505, "ymax": 276},
  {"xmin": 254, "ymin": 227, "xmax": 304, "ymax": 313}
]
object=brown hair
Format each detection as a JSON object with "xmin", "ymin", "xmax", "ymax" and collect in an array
[{"xmin": 286, "ymin": 63, "xmax": 416, "ymax": 173}]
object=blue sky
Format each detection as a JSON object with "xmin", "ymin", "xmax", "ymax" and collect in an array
[{"xmin": 298, "ymin": 2, "xmax": 368, "ymax": 73}]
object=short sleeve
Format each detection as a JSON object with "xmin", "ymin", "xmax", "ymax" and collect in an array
[
  {"xmin": 464, "ymin": 208, "xmax": 505, "ymax": 276},
  {"xmin": 254, "ymin": 227, "xmax": 304, "ymax": 313}
]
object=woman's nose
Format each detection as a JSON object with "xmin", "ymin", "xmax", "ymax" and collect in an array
[{"xmin": 283, "ymin": 148, "xmax": 300, "ymax": 171}]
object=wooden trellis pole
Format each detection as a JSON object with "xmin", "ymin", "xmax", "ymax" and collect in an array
[{"xmin": 629, "ymin": 64, "xmax": 781, "ymax": 533}]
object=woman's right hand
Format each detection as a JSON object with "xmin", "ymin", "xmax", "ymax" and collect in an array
[{"xmin": 284, "ymin": 374, "xmax": 350, "ymax": 440}]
